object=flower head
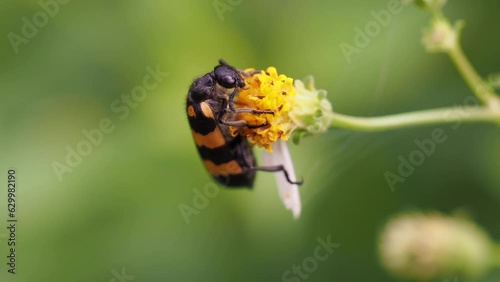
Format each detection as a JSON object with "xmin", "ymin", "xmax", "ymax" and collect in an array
[
  {"xmin": 230, "ymin": 65, "xmax": 333, "ymax": 218},
  {"xmin": 231, "ymin": 67, "xmax": 297, "ymax": 152},
  {"xmin": 231, "ymin": 67, "xmax": 333, "ymax": 150}
]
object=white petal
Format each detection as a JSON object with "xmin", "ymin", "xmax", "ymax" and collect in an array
[{"xmin": 262, "ymin": 140, "xmax": 302, "ymax": 219}]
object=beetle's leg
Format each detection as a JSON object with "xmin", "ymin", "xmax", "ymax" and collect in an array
[
  {"xmin": 218, "ymin": 118, "xmax": 268, "ymax": 129},
  {"xmin": 250, "ymin": 165, "xmax": 304, "ymax": 185},
  {"xmin": 228, "ymin": 87, "xmax": 238, "ymax": 112},
  {"xmin": 238, "ymin": 70, "xmax": 260, "ymax": 90},
  {"xmin": 218, "ymin": 105, "xmax": 273, "ymax": 128},
  {"xmin": 233, "ymin": 108, "xmax": 274, "ymax": 115},
  {"xmin": 239, "ymin": 69, "xmax": 261, "ymax": 77},
  {"xmin": 228, "ymin": 71, "xmax": 255, "ymax": 110},
  {"xmin": 220, "ymin": 98, "xmax": 274, "ymax": 116}
]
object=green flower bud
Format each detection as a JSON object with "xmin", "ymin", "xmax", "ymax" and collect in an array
[
  {"xmin": 422, "ymin": 19, "xmax": 462, "ymax": 52},
  {"xmin": 378, "ymin": 212, "xmax": 494, "ymax": 280},
  {"xmin": 289, "ymin": 76, "xmax": 333, "ymax": 144}
]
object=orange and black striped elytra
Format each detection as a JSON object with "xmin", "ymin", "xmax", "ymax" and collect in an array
[{"xmin": 186, "ymin": 59, "xmax": 303, "ymax": 188}]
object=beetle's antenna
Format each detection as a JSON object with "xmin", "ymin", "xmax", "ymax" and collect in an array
[{"xmin": 219, "ymin": 59, "xmax": 229, "ymax": 66}]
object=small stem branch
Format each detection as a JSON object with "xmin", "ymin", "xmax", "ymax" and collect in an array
[
  {"xmin": 448, "ymin": 45, "xmax": 500, "ymax": 110},
  {"xmin": 331, "ymin": 107, "xmax": 500, "ymax": 132}
]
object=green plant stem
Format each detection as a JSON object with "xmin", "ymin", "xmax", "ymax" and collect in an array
[
  {"xmin": 492, "ymin": 244, "xmax": 500, "ymax": 268},
  {"xmin": 331, "ymin": 107, "xmax": 500, "ymax": 132},
  {"xmin": 448, "ymin": 44, "xmax": 500, "ymax": 110}
]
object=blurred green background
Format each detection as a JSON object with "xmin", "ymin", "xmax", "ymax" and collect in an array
[{"xmin": 1, "ymin": 0, "xmax": 499, "ymax": 281}]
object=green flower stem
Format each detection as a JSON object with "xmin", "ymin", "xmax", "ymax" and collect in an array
[
  {"xmin": 331, "ymin": 107, "xmax": 500, "ymax": 132},
  {"xmin": 448, "ymin": 45, "xmax": 500, "ymax": 110}
]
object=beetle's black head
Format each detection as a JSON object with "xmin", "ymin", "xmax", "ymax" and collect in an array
[
  {"xmin": 188, "ymin": 73, "xmax": 216, "ymax": 101},
  {"xmin": 188, "ymin": 60, "xmax": 245, "ymax": 102},
  {"xmin": 214, "ymin": 59, "xmax": 245, "ymax": 89}
]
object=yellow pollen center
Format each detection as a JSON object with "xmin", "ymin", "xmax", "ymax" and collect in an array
[{"xmin": 230, "ymin": 67, "xmax": 296, "ymax": 152}]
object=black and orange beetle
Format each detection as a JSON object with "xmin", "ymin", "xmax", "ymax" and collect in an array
[{"xmin": 186, "ymin": 59, "xmax": 303, "ymax": 188}]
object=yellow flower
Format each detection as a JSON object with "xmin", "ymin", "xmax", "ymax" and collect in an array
[
  {"xmin": 229, "ymin": 65, "xmax": 334, "ymax": 218},
  {"xmin": 230, "ymin": 67, "xmax": 297, "ymax": 152}
]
